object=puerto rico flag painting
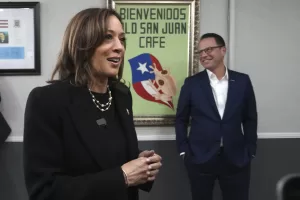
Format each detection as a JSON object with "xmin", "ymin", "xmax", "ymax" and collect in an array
[
  {"xmin": 110, "ymin": 0, "xmax": 200, "ymax": 126},
  {"xmin": 128, "ymin": 53, "xmax": 176, "ymax": 110}
]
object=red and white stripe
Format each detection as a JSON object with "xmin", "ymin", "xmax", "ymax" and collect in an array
[{"xmin": 0, "ymin": 20, "xmax": 8, "ymax": 28}]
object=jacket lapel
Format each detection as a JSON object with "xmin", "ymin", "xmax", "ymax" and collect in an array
[
  {"xmin": 223, "ymin": 70, "xmax": 240, "ymax": 120},
  {"xmin": 67, "ymin": 85, "xmax": 113, "ymax": 169},
  {"xmin": 199, "ymin": 72, "xmax": 221, "ymax": 119},
  {"xmin": 111, "ymin": 84, "xmax": 139, "ymax": 161}
]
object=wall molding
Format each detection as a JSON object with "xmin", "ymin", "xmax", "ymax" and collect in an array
[
  {"xmin": 6, "ymin": 136, "xmax": 24, "ymax": 142},
  {"xmin": 5, "ymin": 133, "xmax": 300, "ymax": 142}
]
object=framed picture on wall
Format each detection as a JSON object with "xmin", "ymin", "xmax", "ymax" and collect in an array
[
  {"xmin": 107, "ymin": 0, "xmax": 200, "ymax": 126},
  {"xmin": 0, "ymin": 2, "xmax": 40, "ymax": 76}
]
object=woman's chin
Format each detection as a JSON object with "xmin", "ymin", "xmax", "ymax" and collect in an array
[
  {"xmin": 94, "ymin": 69, "xmax": 119, "ymax": 78},
  {"xmin": 105, "ymin": 70, "xmax": 119, "ymax": 78}
]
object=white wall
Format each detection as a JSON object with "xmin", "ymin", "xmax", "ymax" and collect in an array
[{"xmin": 234, "ymin": 0, "xmax": 300, "ymax": 133}]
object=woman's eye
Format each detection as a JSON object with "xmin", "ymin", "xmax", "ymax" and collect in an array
[
  {"xmin": 120, "ymin": 37, "xmax": 126, "ymax": 43},
  {"xmin": 104, "ymin": 34, "xmax": 113, "ymax": 40}
]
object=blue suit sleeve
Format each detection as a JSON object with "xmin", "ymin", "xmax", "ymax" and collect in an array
[
  {"xmin": 243, "ymin": 75, "xmax": 258, "ymax": 157},
  {"xmin": 175, "ymin": 78, "xmax": 191, "ymax": 155}
]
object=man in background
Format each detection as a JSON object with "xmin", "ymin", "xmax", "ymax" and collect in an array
[{"xmin": 175, "ymin": 33, "xmax": 257, "ymax": 200}]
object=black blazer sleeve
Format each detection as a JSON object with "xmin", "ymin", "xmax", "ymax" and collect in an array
[
  {"xmin": 127, "ymin": 89, "xmax": 154, "ymax": 193},
  {"xmin": 23, "ymin": 87, "xmax": 128, "ymax": 200},
  {"xmin": 0, "ymin": 112, "xmax": 11, "ymax": 146},
  {"xmin": 0, "ymin": 92, "xmax": 11, "ymax": 147}
]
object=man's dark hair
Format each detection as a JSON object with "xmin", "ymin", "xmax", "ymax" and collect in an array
[{"xmin": 200, "ymin": 33, "xmax": 226, "ymax": 47}]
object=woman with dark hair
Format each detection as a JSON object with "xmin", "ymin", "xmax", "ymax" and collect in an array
[{"xmin": 23, "ymin": 8, "xmax": 162, "ymax": 200}]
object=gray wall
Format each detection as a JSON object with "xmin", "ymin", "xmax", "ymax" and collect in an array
[
  {"xmin": 1, "ymin": 0, "xmax": 300, "ymax": 200},
  {"xmin": 2, "ymin": 140, "xmax": 300, "ymax": 200}
]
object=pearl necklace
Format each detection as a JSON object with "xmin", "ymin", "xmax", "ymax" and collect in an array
[{"xmin": 88, "ymin": 86, "xmax": 112, "ymax": 112}]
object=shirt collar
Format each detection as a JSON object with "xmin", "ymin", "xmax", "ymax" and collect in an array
[{"xmin": 206, "ymin": 67, "xmax": 228, "ymax": 81}]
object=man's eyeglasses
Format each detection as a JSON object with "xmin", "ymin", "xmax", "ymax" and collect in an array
[{"xmin": 197, "ymin": 46, "xmax": 224, "ymax": 55}]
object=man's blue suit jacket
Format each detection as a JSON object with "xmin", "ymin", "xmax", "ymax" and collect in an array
[{"xmin": 175, "ymin": 69, "xmax": 257, "ymax": 167}]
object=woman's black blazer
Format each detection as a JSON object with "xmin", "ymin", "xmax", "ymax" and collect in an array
[{"xmin": 23, "ymin": 80, "xmax": 152, "ymax": 200}]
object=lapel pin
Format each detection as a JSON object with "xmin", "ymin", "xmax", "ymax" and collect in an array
[
  {"xmin": 126, "ymin": 109, "xmax": 130, "ymax": 115},
  {"xmin": 230, "ymin": 79, "xmax": 235, "ymax": 82}
]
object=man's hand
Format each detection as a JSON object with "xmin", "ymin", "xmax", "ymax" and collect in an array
[{"xmin": 180, "ymin": 154, "xmax": 185, "ymax": 160}]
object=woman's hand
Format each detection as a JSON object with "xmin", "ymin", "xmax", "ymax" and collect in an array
[
  {"xmin": 138, "ymin": 150, "xmax": 155, "ymax": 158},
  {"xmin": 145, "ymin": 153, "xmax": 162, "ymax": 181},
  {"xmin": 121, "ymin": 151, "xmax": 162, "ymax": 186}
]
